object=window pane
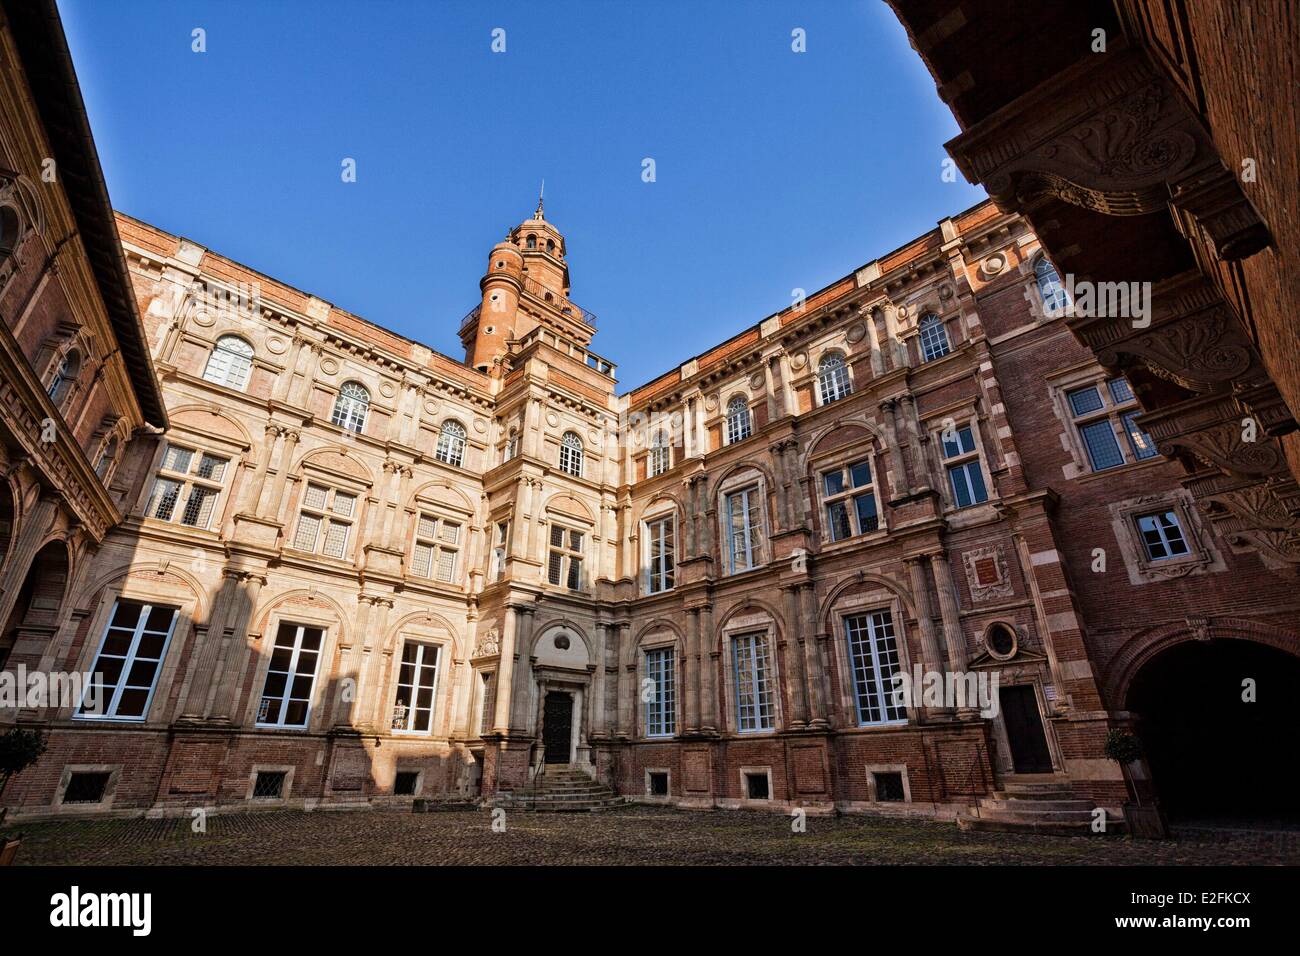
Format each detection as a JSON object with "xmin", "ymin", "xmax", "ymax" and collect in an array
[
  {"xmin": 566, "ymin": 557, "xmax": 582, "ymax": 590},
  {"xmin": 331, "ymin": 492, "xmax": 355, "ymax": 517},
  {"xmin": 416, "ymin": 514, "xmax": 437, "ymax": 540},
  {"xmin": 827, "ymin": 502, "xmax": 852, "ymax": 541},
  {"xmin": 195, "ymin": 454, "xmax": 227, "ymax": 481},
  {"xmin": 161, "ymin": 445, "xmax": 193, "ymax": 473},
  {"xmin": 854, "ymin": 493, "xmax": 879, "ymax": 533},
  {"xmin": 823, "ymin": 470, "xmax": 845, "ymax": 497},
  {"xmin": 1108, "ymin": 378, "xmax": 1135, "ymax": 404},
  {"xmin": 1067, "ymin": 386, "xmax": 1104, "ymax": 417},
  {"xmin": 180, "ymin": 486, "xmax": 218, "ymax": 528},
  {"xmin": 293, "ymin": 513, "xmax": 321, "ymax": 551},
  {"xmin": 412, "ymin": 542, "xmax": 432, "ymax": 577},
  {"xmin": 150, "ymin": 478, "xmax": 182, "ymax": 521},
  {"xmin": 322, "ymin": 521, "xmax": 349, "ymax": 558},
  {"xmin": 302, "ymin": 484, "xmax": 328, "ymax": 511},
  {"xmin": 435, "ymin": 549, "xmax": 456, "ymax": 583},
  {"xmin": 849, "ymin": 460, "xmax": 872, "ymax": 487},
  {"xmin": 1080, "ymin": 420, "xmax": 1124, "ymax": 470},
  {"xmin": 1123, "ymin": 412, "xmax": 1158, "ymax": 460}
]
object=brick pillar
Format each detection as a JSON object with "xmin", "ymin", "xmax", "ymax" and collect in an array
[
  {"xmin": 617, "ymin": 622, "xmax": 635, "ymax": 738},
  {"xmin": 591, "ymin": 622, "xmax": 608, "ymax": 737},
  {"xmin": 177, "ymin": 568, "xmax": 243, "ymax": 720},
  {"xmin": 931, "ymin": 549, "xmax": 979, "ymax": 719},
  {"xmin": 208, "ymin": 570, "xmax": 266, "ymax": 724},
  {"xmin": 509, "ymin": 606, "xmax": 536, "ymax": 730}
]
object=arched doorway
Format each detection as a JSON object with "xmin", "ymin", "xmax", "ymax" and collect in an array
[
  {"xmin": 0, "ymin": 540, "xmax": 69, "ymax": 671},
  {"xmin": 1127, "ymin": 638, "xmax": 1300, "ymax": 825}
]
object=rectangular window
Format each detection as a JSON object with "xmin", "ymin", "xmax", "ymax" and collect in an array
[
  {"xmin": 940, "ymin": 425, "xmax": 988, "ymax": 509},
  {"xmin": 146, "ymin": 443, "xmax": 229, "ymax": 529},
  {"xmin": 1136, "ymin": 510, "xmax": 1190, "ymax": 561},
  {"xmin": 1066, "ymin": 377, "xmax": 1149, "ymax": 472},
  {"xmin": 292, "ymin": 484, "xmax": 355, "ymax": 559},
  {"xmin": 77, "ymin": 600, "xmax": 178, "ymax": 721},
  {"xmin": 392, "ymin": 641, "xmax": 440, "ymax": 734},
  {"xmin": 645, "ymin": 514, "xmax": 675, "ymax": 593},
  {"xmin": 547, "ymin": 525, "xmax": 585, "ymax": 590},
  {"xmin": 644, "ymin": 647, "xmax": 676, "ymax": 737},
  {"xmin": 725, "ymin": 486, "xmax": 763, "ymax": 574},
  {"xmin": 411, "ymin": 513, "xmax": 460, "ymax": 584},
  {"xmin": 648, "ymin": 443, "xmax": 671, "ymax": 477},
  {"xmin": 822, "ymin": 458, "xmax": 878, "ymax": 541},
  {"xmin": 844, "ymin": 611, "xmax": 907, "ymax": 726},
  {"xmin": 256, "ymin": 622, "xmax": 324, "ymax": 728},
  {"xmin": 733, "ymin": 632, "xmax": 774, "ymax": 732},
  {"xmin": 63, "ymin": 772, "xmax": 111, "ymax": 804},
  {"xmin": 479, "ymin": 670, "xmax": 496, "ymax": 735}
]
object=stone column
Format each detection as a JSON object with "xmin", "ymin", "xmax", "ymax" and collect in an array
[
  {"xmin": 208, "ymin": 571, "xmax": 266, "ymax": 724},
  {"xmin": 781, "ymin": 586, "xmax": 809, "ymax": 728},
  {"xmin": 699, "ymin": 604, "xmax": 717, "ymax": 732},
  {"xmin": 493, "ymin": 605, "xmax": 517, "ymax": 733},
  {"xmin": 931, "ymin": 549, "xmax": 977, "ymax": 718},
  {"xmin": 509, "ymin": 607, "xmax": 536, "ymax": 730},
  {"xmin": 878, "ymin": 399, "xmax": 909, "ymax": 499},
  {"xmin": 906, "ymin": 555, "xmax": 951, "ymax": 716},
  {"xmin": 177, "ymin": 568, "xmax": 244, "ymax": 720},
  {"xmin": 799, "ymin": 584, "xmax": 828, "ymax": 727},
  {"xmin": 261, "ymin": 428, "xmax": 299, "ymax": 520},
  {"xmin": 591, "ymin": 622, "xmax": 608, "ymax": 736},
  {"xmin": 900, "ymin": 394, "xmax": 933, "ymax": 490},
  {"xmin": 616, "ymin": 622, "xmax": 635, "ymax": 737}
]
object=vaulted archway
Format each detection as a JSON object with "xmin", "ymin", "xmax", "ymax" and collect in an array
[{"xmin": 1127, "ymin": 638, "xmax": 1300, "ymax": 824}]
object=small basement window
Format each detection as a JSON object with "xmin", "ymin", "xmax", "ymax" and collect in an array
[
  {"xmin": 647, "ymin": 772, "xmax": 669, "ymax": 797},
  {"xmin": 394, "ymin": 771, "xmax": 420, "ymax": 796},
  {"xmin": 63, "ymin": 772, "xmax": 110, "ymax": 804},
  {"xmin": 873, "ymin": 772, "xmax": 905, "ymax": 802},
  {"xmin": 744, "ymin": 771, "xmax": 770, "ymax": 801},
  {"xmin": 253, "ymin": 771, "xmax": 287, "ymax": 799}
]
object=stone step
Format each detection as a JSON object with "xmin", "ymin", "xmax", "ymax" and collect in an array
[
  {"xmin": 985, "ymin": 794, "xmax": 1093, "ymax": 808},
  {"xmin": 957, "ymin": 815, "xmax": 1114, "ymax": 836},
  {"xmin": 977, "ymin": 808, "xmax": 1097, "ymax": 824}
]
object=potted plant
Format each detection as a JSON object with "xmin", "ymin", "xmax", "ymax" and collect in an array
[
  {"xmin": 0, "ymin": 727, "xmax": 47, "ymax": 864},
  {"xmin": 1103, "ymin": 729, "xmax": 1167, "ymax": 839}
]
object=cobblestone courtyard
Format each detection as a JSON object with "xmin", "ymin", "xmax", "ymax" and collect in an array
[{"xmin": 4, "ymin": 806, "xmax": 1298, "ymax": 866}]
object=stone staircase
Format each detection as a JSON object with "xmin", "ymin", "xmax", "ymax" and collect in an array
[
  {"xmin": 497, "ymin": 766, "xmax": 627, "ymax": 813},
  {"xmin": 958, "ymin": 776, "xmax": 1122, "ymax": 835}
]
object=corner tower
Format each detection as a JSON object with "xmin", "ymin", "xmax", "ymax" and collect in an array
[{"xmin": 460, "ymin": 193, "xmax": 596, "ymax": 373}]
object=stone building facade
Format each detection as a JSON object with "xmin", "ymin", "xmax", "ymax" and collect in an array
[{"xmin": 2, "ymin": 0, "xmax": 1297, "ymax": 826}]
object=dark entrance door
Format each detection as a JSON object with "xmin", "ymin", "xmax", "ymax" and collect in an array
[
  {"xmin": 1000, "ymin": 685, "xmax": 1053, "ymax": 773},
  {"xmin": 543, "ymin": 691, "xmax": 572, "ymax": 764}
]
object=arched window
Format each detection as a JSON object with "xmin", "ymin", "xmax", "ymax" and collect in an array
[
  {"xmin": 526, "ymin": 234, "xmax": 537, "ymax": 249},
  {"xmin": 918, "ymin": 313, "xmax": 951, "ymax": 362},
  {"xmin": 558, "ymin": 431, "xmax": 584, "ymax": 477},
  {"xmin": 331, "ymin": 381, "xmax": 369, "ymax": 434},
  {"xmin": 435, "ymin": 419, "xmax": 467, "ymax": 467},
  {"xmin": 648, "ymin": 430, "xmax": 671, "ymax": 477},
  {"xmin": 725, "ymin": 395, "xmax": 752, "ymax": 445},
  {"xmin": 1035, "ymin": 257, "xmax": 1069, "ymax": 315},
  {"xmin": 202, "ymin": 334, "xmax": 254, "ymax": 390},
  {"xmin": 817, "ymin": 353, "xmax": 852, "ymax": 405},
  {"xmin": 0, "ymin": 206, "xmax": 20, "ymax": 261},
  {"xmin": 47, "ymin": 349, "xmax": 81, "ymax": 404}
]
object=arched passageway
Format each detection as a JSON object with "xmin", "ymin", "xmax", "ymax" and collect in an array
[
  {"xmin": 1127, "ymin": 638, "xmax": 1300, "ymax": 825},
  {"xmin": 0, "ymin": 540, "xmax": 69, "ymax": 670}
]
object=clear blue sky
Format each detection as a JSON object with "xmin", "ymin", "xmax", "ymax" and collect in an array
[{"xmin": 59, "ymin": 0, "xmax": 985, "ymax": 389}]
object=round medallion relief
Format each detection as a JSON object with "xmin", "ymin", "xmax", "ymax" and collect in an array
[
  {"xmin": 266, "ymin": 336, "xmax": 288, "ymax": 355},
  {"xmin": 981, "ymin": 253, "xmax": 1006, "ymax": 277},
  {"xmin": 424, "ymin": 399, "xmax": 439, "ymax": 415},
  {"xmin": 748, "ymin": 372, "xmax": 765, "ymax": 390},
  {"xmin": 379, "ymin": 382, "xmax": 397, "ymax": 398},
  {"xmin": 192, "ymin": 310, "xmax": 215, "ymax": 328},
  {"xmin": 846, "ymin": 322, "xmax": 867, "ymax": 344},
  {"xmin": 319, "ymin": 357, "xmax": 339, "ymax": 376},
  {"xmin": 791, "ymin": 352, "xmax": 808, "ymax": 371},
  {"xmin": 473, "ymin": 418, "xmax": 488, "ymax": 434},
  {"xmin": 545, "ymin": 412, "xmax": 560, "ymax": 428},
  {"xmin": 554, "ymin": 634, "xmax": 571, "ymax": 651}
]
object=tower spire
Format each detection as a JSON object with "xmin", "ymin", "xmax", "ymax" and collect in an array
[{"xmin": 535, "ymin": 179, "xmax": 545, "ymax": 220}]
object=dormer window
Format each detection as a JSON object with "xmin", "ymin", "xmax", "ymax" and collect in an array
[
  {"xmin": 817, "ymin": 353, "xmax": 852, "ymax": 405},
  {"xmin": 331, "ymin": 382, "xmax": 369, "ymax": 434},
  {"xmin": 202, "ymin": 335, "xmax": 254, "ymax": 391},
  {"xmin": 435, "ymin": 420, "xmax": 467, "ymax": 468},
  {"xmin": 725, "ymin": 395, "xmax": 752, "ymax": 445},
  {"xmin": 918, "ymin": 313, "xmax": 951, "ymax": 362},
  {"xmin": 527, "ymin": 234, "xmax": 537, "ymax": 249},
  {"xmin": 559, "ymin": 431, "xmax": 584, "ymax": 477}
]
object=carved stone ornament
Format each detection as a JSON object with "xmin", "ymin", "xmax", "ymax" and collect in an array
[{"xmin": 472, "ymin": 629, "xmax": 500, "ymax": 658}]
